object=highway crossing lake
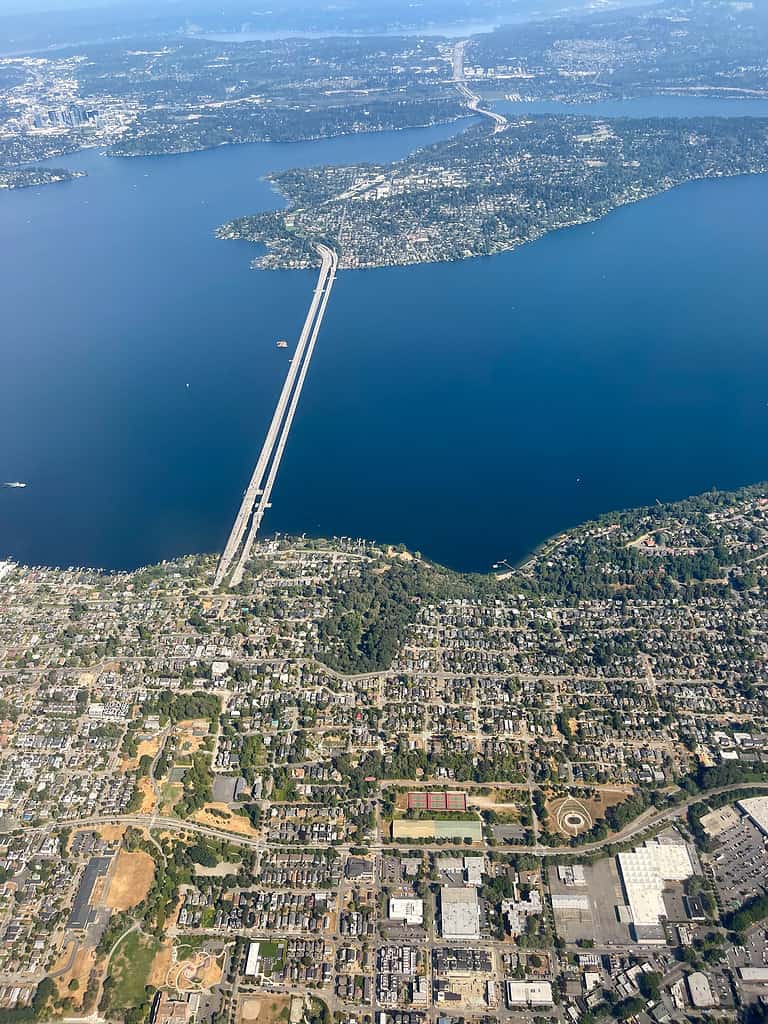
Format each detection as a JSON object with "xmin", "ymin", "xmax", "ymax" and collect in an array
[{"xmin": 1, "ymin": 103, "xmax": 768, "ymax": 572}]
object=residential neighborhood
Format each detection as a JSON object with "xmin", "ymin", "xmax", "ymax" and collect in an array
[{"xmin": 0, "ymin": 488, "xmax": 766, "ymax": 1024}]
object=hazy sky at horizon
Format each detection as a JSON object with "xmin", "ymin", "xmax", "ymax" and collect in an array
[
  {"xmin": 0, "ymin": 0, "xmax": 119, "ymax": 10},
  {"xmin": 0, "ymin": 0, "xmax": 140, "ymax": 13},
  {"xmin": 0, "ymin": 0, "xmax": 246, "ymax": 16}
]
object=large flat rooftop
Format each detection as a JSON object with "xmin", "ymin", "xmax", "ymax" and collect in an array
[{"xmin": 440, "ymin": 885, "xmax": 480, "ymax": 940}]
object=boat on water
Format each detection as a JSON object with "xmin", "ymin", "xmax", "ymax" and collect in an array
[
  {"xmin": 276, "ymin": 339, "xmax": 289, "ymax": 348},
  {"xmin": 3, "ymin": 482, "xmax": 26, "ymax": 488}
]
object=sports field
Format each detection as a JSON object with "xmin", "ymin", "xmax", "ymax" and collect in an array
[{"xmin": 392, "ymin": 819, "xmax": 482, "ymax": 842}]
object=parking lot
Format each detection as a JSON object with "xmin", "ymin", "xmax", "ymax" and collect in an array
[
  {"xmin": 548, "ymin": 859, "xmax": 633, "ymax": 946},
  {"xmin": 728, "ymin": 925, "xmax": 768, "ymax": 971},
  {"xmin": 710, "ymin": 816, "xmax": 768, "ymax": 912}
]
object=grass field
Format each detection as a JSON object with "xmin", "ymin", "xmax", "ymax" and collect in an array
[
  {"xmin": 256, "ymin": 940, "xmax": 286, "ymax": 975},
  {"xmin": 105, "ymin": 931, "xmax": 159, "ymax": 1010},
  {"xmin": 174, "ymin": 933, "xmax": 208, "ymax": 953},
  {"xmin": 159, "ymin": 781, "xmax": 183, "ymax": 815},
  {"xmin": 391, "ymin": 818, "xmax": 483, "ymax": 841}
]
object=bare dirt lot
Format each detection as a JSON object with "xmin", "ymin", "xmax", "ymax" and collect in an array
[
  {"xmin": 148, "ymin": 939, "xmax": 175, "ymax": 988},
  {"xmin": 105, "ymin": 850, "xmax": 155, "ymax": 911},
  {"xmin": 54, "ymin": 943, "xmax": 96, "ymax": 1009},
  {"xmin": 239, "ymin": 996, "xmax": 291, "ymax": 1024},
  {"xmin": 467, "ymin": 791, "xmax": 520, "ymax": 813},
  {"xmin": 94, "ymin": 825, "xmax": 126, "ymax": 844},
  {"xmin": 175, "ymin": 720, "xmax": 210, "ymax": 756},
  {"xmin": 443, "ymin": 974, "xmax": 492, "ymax": 1008},
  {"xmin": 192, "ymin": 803, "xmax": 260, "ymax": 837},
  {"xmin": 135, "ymin": 776, "xmax": 156, "ymax": 814},
  {"xmin": 121, "ymin": 735, "xmax": 163, "ymax": 771},
  {"xmin": 195, "ymin": 860, "xmax": 242, "ymax": 877}
]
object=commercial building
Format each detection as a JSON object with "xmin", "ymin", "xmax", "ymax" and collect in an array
[
  {"xmin": 502, "ymin": 888, "xmax": 543, "ymax": 937},
  {"xmin": 150, "ymin": 993, "xmax": 191, "ymax": 1024},
  {"xmin": 687, "ymin": 972, "xmax": 716, "ymax": 1008},
  {"xmin": 440, "ymin": 886, "xmax": 480, "ymax": 939},
  {"xmin": 67, "ymin": 856, "xmax": 112, "ymax": 931},
  {"xmin": 617, "ymin": 839, "xmax": 694, "ymax": 943},
  {"xmin": 435, "ymin": 854, "xmax": 485, "ymax": 883},
  {"xmin": 389, "ymin": 897, "xmax": 424, "ymax": 926},
  {"xmin": 464, "ymin": 856, "xmax": 485, "ymax": 886},
  {"xmin": 738, "ymin": 796, "xmax": 768, "ymax": 837},
  {"xmin": 506, "ymin": 981, "xmax": 553, "ymax": 1007},
  {"xmin": 346, "ymin": 857, "xmax": 374, "ymax": 880},
  {"xmin": 245, "ymin": 942, "xmax": 262, "ymax": 976},
  {"xmin": 739, "ymin": 967, "xmax": 768, "ymax": 984}
]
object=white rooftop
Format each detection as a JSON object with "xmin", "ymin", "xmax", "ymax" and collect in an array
[
  {"xmin": 617, "ymin": 839, "xmax": 693, "ymax": 927},
  {"xmin": 687, "ymin": 972, "xmax": 716, "ymax": 1008},
  {"xmin": 245, "ymin": 941, "xmax": 261, "ymax": 977},
  {"xmin": 551, "ymin": 893, "xmax": 590, "ymax": 911},
  {"xmin": 389, "ymin": 897, "xmax": 424, "ymax": 926},
  {"xmin": 441, "ymin": 885, "xmax": 480, "ymax": 939},
  {"xmin": 738, "ymin": 796, "xmax": 768, "ymax": 837},
  {"xmin": 506, "ymin": 981, "xmax": 553, "ymax": 1006}
]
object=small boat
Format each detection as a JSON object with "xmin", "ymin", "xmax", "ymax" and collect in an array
[
  {"xmin": 276, "ymin": 339, "xmax": 289, "ymax": 349},
  {"xmin": 4, "ymin": 482, "xmax": 26, "ymax": 488}
]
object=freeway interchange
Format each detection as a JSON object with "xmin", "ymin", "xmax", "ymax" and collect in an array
[{"xmin": 452, "ymin": 39, "xmax": 508, "ymax": 133}]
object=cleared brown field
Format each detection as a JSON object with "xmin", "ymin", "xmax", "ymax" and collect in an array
[
  {"xmin": 392, "ymin": 819, "xmax": 435, "ymax": 839},
  {"xmin": 239, "ymin": 995, "xmax": 291, "ymax": 1024},
  {"xmin": 135, "ymin": 776, "xmax": 156, "ymax": 814},
  {"xmin": 105, "ymin": 850, "xmax": 155, "ymax": 911},
  {"xmin": 148, "ymin": 939, "xmax": 175, "ymax": 988},
  {"xmin": 95, "ymin": 825, "xmax": 126, "ymax": 844},
  {"xmin": 120, "ymin": 735, "xmax": 163, "ymax": 772},
  {"xmin": 175, "ymin": 720, "xmax": 210, "ymax": 756},
  {"xmin": 54, "ymin": 944, "xmax": 96, "ymax": 1009},
  {"xmin": 440, "ymin": 974, "xmax": 489, "ymax": 1007},
  {"xmin": 467, "ymin": 791, "xmax": 519, "ymax": 812},
  {"xmin": 192, "ymin": 803, "xmax": 260, "ymax": 837},
  {"xmin": 580, "ymin": 787, "xmax": 636, "ymax": 824}
]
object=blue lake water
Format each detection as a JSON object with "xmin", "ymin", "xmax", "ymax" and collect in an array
[{"xmin": 1, "ymin": 109, "xmax": 767, "ymax": 572}]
